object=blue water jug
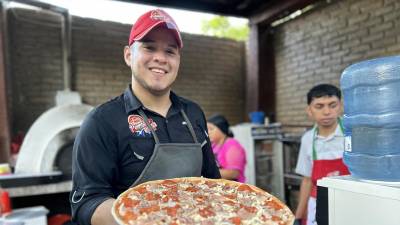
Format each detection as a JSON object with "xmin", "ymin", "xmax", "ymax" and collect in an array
[{"xmin": 340, "ymin": 55, "xmax": 400, "ymax": 181}]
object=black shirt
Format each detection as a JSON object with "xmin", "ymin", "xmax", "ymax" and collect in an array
[{"xmin": 70, "ymin": 86, "xmax": 220, "ymax": 225}]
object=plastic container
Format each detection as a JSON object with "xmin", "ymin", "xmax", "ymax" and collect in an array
[
  {"xmin": 47, "ymin": 214, "xmax": 71, "ymax": 225},
  {"xmin": 0, "ymin": 218, "xmax": 25, "ymax": 225},
  {"xmin": 0, "ymin": 164, "xmax": 11, "ymax": 175},
  {"xmin": 0, "ymin": 191, "xmax": 12, "ymax": 214},
  {"xmin": 249, "ymin": 111, "xmax": 265, "ymax": 124},
  {"xmin": 2, "ymin": 206, "xmax": 48, "ymax": 225},
  {"xmin": 340, "ymin": 55, "xmax": 400, "ymax": 181}
]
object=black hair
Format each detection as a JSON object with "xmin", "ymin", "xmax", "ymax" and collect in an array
[
  {"xmin": 307, "ymin": 84, "xmax": 341, "ymax": 105},
  {"xmin": 207, "ymin": 114, "xmax": 234, "ymax": 137}
]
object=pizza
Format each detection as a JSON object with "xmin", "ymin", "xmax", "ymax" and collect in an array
[{"xmin": 112, "ymin": 177, "xmax": 294, "ymax": 225}]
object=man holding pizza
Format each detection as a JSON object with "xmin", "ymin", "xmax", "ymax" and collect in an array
[
  {"xmin": 70, "ymin": 9, "xmax": 221, "ymax": 225},
  {"xmin": 294, "ymin": 84, "xmax": 349, "ymax": 225}
]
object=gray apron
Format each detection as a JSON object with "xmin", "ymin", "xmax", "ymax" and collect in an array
[{"xmin": 131, "ymin": 109, "xmax": 203, "ymax": 187}]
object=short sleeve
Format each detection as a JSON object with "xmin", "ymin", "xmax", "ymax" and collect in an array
[
  {"xmin": 222, "ymin": 143, "xmax": 246, "ymax": 171},
  {"xmin": 70, "ymin": 112, "xmax": 118, "ymax": 225},
  {"xmin": 295, "ymin": 131, "xmax": 313, "ymax": 177},
  {"xmin": 195, "ymin": 111, "xmax": 221, "ymax": 179}
]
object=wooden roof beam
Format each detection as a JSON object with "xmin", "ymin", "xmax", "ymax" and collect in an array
[{"xmin": 249, "ymin": 0, "xmax": 320, "ymax": 25}]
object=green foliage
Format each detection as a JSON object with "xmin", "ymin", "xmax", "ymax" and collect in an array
[{"xmin": 201, "ymin": 16, "xmax": 249, "ymax": 41}]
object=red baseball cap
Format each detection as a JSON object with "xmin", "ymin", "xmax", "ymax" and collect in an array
[{"xmin": 128, "ymin": 9, "xmax": 183, "ymax": 48}]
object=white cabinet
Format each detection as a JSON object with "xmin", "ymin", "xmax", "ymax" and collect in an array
[
  {"xmin": 231, "ymin": 123, "xmax": 285, "ymax": 201},
  {"xmin": 318, "ymin": 176, "xmax": 400, "ymax": 225}
]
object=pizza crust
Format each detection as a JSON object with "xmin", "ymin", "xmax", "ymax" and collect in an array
[{"xmin": 112, "ymin": 177, "xmax": 294, "ymax": 225}]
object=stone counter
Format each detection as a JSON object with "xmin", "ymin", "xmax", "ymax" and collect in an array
[{"xmin": 5, "ymin": 181, "xmax": 72, "ymax": 197}]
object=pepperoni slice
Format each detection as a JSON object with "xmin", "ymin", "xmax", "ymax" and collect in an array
[
  {"xmin": 135, "ymin": 185, "xmax": 147, "ymax": 194},
  {"xmin": 122, "ymin": 212, "xmax": 138, "ymax": 221},
  {"xmin": 162, "ymin": 179, "xmax": 177, "ymax": 187},
  {"xmin": 205, "ymin": 181, "xmax": 218, "ymax": 188},
  {"xmin": 264, "ymin": 199, "xmax": 283, "ymax": 210},
  {"xmin": 237, "ymin": 184, "xmax": 253, "ymax": 192},
  {"xmin": 145, "ymin": 192, "xmax": 160, "ymax": 201},
  {"xmin": 237, "ymin": 207, "xmax": 256, "ymax": 220},
  {"xmin": 185, "ymin": 186, "xmax": 198, "ymax": 192},
  {"xmin": 272, "ymin": 215, "xmax": 282, "ymax": 222},
  {"xmin": 164, "ymin": 204, "xmax": 180, "ymax": 217},
  {"xmin": 229, "ymin": 216, "xmax": 241, "ymax": 225},
  {"xmin": 162, "ymin": 186, "xmax": 179, "ymax": 202},
  {"xmin": 223, "ymin": 200, "xmax": 236, "ymax": 206},
  {"xmin": 224, "ymin": 193, "xmax": 237, "ymax": 199}
]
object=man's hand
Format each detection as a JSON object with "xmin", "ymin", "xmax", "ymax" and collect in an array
[
  {"xmin": 295, "ymin": 177, "xmax": 312, "ymax": 219},
  {"xmin": 91, "ymin": 198, "xmax": 118, "ymax": 225}
]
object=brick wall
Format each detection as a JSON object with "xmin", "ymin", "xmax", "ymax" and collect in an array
[
  {"xmin": 274, "ymin": 0, "xmax": 400, "ymax": 126},
  {"xmin": 10, "ymin": 0, "xmax": 397, "ymax": 134},
  {"xmin": 176, "ymin": 35, "xmax": 245, "ymax": 123},
  {"xmin": 8, "ymin": 8, "xmax": 245, "ymax": 134},
  {"xmin": 9, "ymin": 9, "xmax": 64, "ymax": 133}
]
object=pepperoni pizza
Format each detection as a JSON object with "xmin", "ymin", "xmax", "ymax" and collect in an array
[{"xmin": 112, "ymin": 177, "xmax": 294, "ymax": 225}]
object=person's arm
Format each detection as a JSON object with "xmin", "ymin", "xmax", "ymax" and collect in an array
[
  {"xmin": 295, "ymin": 176, "xmax": 312, "ymax": 219},
  {"xmin": 294, "ymin": 131, "xmax": 313, "ymax": 221},
  {"xmin": 219, "ymin": 141, "xmax": 246, "ymax": 180},
  {"xmin": 201, "ymin": 127, "xmax": 221, "ymax": 178},
  {"xmin": 220, "ymin": 169, "xmax": 240, "ymax": 180},
  {"xmin": 70, "ymin": 112, "xmax": 119, "ymax": 225},
  {"xmin": 197, "ymin": 112, "xmax": 221, "ymax": 179},
  {"xmin": 91, "ymin": 199, "xmax": 118, "ymax": 225}
]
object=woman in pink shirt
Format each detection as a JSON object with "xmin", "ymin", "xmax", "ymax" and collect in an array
[{"xmin": 207, "ymin": 114, "xmax": 247, "ymax": 182}]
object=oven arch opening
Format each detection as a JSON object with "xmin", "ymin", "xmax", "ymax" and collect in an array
[{"xmin": 15, "ymin": 104, "xmax": 93, "ymax": 175}]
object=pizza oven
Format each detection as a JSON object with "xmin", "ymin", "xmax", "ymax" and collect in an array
[
  {"xmin": 10, "ymin": 2, "xmax": 94, "ymax": 178},
  {"xmin": 14, "ymin": 92, "xmax": 93, "ymax": 178}
]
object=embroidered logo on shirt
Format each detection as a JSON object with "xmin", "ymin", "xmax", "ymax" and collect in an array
[{"xmin": 128, "ymin": 114, "xmax": 157, "ymax": 137}]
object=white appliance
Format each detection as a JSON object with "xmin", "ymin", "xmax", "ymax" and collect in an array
[
  {"xmin": 231, "ymin": 123, "xmax": 285, "ymax": 201},
  {"xmin": 1, "ymin": 206, "xmax": 49, "ymax": 225},
  {"xmin": 318, "ymin": 176, "xmax": 400, "ymax": 225}
]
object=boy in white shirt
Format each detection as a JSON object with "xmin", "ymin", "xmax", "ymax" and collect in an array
[{"xmin": 294, "ymin": 84, "xmax": 349, "ymax": 225}]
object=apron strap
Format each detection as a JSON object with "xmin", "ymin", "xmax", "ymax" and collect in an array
[
  {"xmin": 312, "ymin": 117, "xmax": 344, "ymax": 160},
  {"xmin": 137, "ymin": 108, "xmax": 199, "ymax": 144},
  {"xmin": 312, "ymin": 128, "xmax": 318, "ymax": 161},
  {"xmin": 338, "ymin": 117, "xmax": 344, "ymax": 133},
  {"xmin": 138, "ymin": 109, "xmax": 160, "ymax": 144},
  {"xmin": 180, "ymin": 109, "xmax": 199, "ymax": 143}
]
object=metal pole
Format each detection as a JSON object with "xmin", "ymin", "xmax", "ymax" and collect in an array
[
  {"xmin": 61, "ymin": 11, "xmax": 71, "ymax": 91},
  {"xmin": 0, "ymin": 1, "xmax": 11, "ymax": 163}
]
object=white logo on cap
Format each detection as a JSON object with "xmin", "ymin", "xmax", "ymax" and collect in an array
[{"xmin": 150, "ymin": 9, "xmax": 171, "ymax": 23}]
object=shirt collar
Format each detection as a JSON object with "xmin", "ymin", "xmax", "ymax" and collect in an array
[
  {"xmin": 123, "ymin": 85, "xmax": 183, "ymax": 114},
  {"xmin": 333, "ymin": 123, "xmax": 343, "ymax": 136},
  {"xmin": 313, "ymin": 122, "xmax": 343, "ymax": 140}
]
